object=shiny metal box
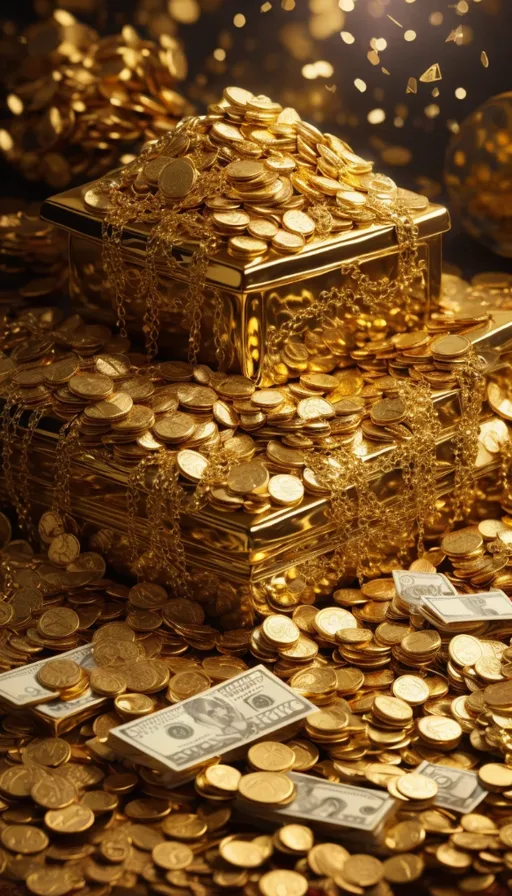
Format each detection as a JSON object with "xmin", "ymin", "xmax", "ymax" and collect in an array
[{"xmin": 41, "ymin": 185, "xmax": 450, "ymax": 385}]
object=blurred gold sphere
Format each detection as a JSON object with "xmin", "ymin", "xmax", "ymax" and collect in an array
[{"xmin": 445, "ymin": 91, "xmax": 512, "ymax": 257}]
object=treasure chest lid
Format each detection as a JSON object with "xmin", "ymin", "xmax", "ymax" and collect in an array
[{"xmin": 41, "ymin": 179, "xmax": 450, "ymax": 293}]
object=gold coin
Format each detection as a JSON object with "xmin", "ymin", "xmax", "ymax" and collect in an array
[
  {"xmin": 168, "ymin": 670, "xmax": 211, "ymax": 701},
  {"xmin": 45, "ymin": 803, "xmax": 95, "ymax": 833},
  {"xmin": 441, "ymin": 528, "xmax": 483, "ymax": 557},
  {"xmin": 158, "ymin": 158, "xmax": 197, "ymax": 199},
  {"xmin": 259, "ymin": 869, "xmax": 308, "ymax": 896},
  {"xmin": 392, "ymin": 674, "xmax": 430, "ymax": 705},
  {"xmin": 68, "ymin": 373, "xmax": 113, "ymax": 400},
  {"xmin": 30, "ymin": 775, "xmax": 77, "ymax": 810},
  {"xmin": 248, "ymin": 218, "xmax": 279, "ymax": 239},
  {"xmin": 477, "ymin": 763, "xmax": 512, "ymax": 792},
  {"xmin": 278, "ymin": 824, "xmax": 314, "ymax": 853},
  {"xmin": 80, "ymin": 790, "xmax": 119, "ymax": 815},
  {"xmin": 247, "ymin": 742, "xmax": 296, "ymax": 773},
  {"xmin": 282, "ymin": 210, "xmax": 315, "ymax": 238},
  {"xmin": 238, "ymin": 771, "xmax": 295, "ymax": 806},
  {"xmin": 37, "ymin": 658, "xmax": 81, "ymax": 690},
  {"xmin": 261, "ymin": 615, "xmax": 300, "ymax": 648},
  {"xmin": 382, "ymin": 854, "xmax": 425, "ymax": 884},
  {"xmin": 342, "ymin": 855, "xmax": 384, "ymax": 888},
  {"xmin": 26, "ymin": 868, "xmax": 83, "ymax": 896},
  {"xmin": 1, "ymin": 824, "xmax": 49, "ymax": 854},
  {"xmin": 314, "ymin": 606, "xmax": 357, "ymax": 640},
  {"xmin": 417, "ymin": 715, "xmax": 463, "ymax": 746},
  {"xmin": 47, "ymin": 533, "xmax": 80, "ymax": 567},
  {"xmin": 396, "ymin": 773, "xmax": 438, "ymax": 801},
  {"xmin": 227, "ymin": 461, "xmax": 269, "ymax": 495},
  {"xmin": 89, "ymin": 667, "xmax": 127, "ymax": 696},
  {"xmin": 373, "ymin": 694, "xmax": 413, "ymax": 724},
  {"xmin": 219, "ymin": 837, "xmax": 267, "ymax": 868},
  {"xmin": 152, "ymin": 841, "xmax": 194, "ymax": 870},
  {"xmin": 162, "ymin": 813, "xmax": 208, "ymax": 840},
  {"xmin": 272, "ymin": 230, "xmax": 305, "ymax": 254},
  {"xmin": 431, "ymin": 333, "xmax": 470, "ymax": 358},
  {"xmin": 204, "ymin": 764, "xmax": 241, "ymax": 793},
  {"xmin": 449, "ymin": 634, "xmax": 483, "ymax": 667},
  {"xmin": 153, "ymin": 412, "xmax": 195, "ymax": 443},
  {"xmin": 37, "ymin": 607, "xmax": 80, "ymax": 639}
]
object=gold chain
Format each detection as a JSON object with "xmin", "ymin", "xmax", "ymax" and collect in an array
[
  {"xmin": 52, "ymin": 416, "xmax": 82, "ymax": 525},
  {"xmin": 451, "ymin": 348, "xmax": 487, "ymax": 523}
]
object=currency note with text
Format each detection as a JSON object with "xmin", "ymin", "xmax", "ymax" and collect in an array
[{"xmin": 108, "ymin": 666, "xmax": 315, "ymax": 772}]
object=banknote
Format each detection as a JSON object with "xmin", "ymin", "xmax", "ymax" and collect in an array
[
  {"xmin": 419, "ymin": 590, "xmax": 512, "ymax": 624},
  {"xmin": 392, "ymin": 570, "xmax": 457, "ymax": 607},
  {"xmin": 416, "ymin": 762, "xmax": 487, "ymax": 814},
  {"xmin": 108, "ymin": 666, "xmax": 315, "ymax": 773},
  {"xmin": 237, "ymin": 772, "xmax": 396, "ymax": 834},
  {"xmin": 0, "ymin": 645, "xmax": 99, "ymax": 709}
]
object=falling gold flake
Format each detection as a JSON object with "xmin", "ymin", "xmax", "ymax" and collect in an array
[
  {"xmin": 339, "ymin": 0, "xmax": 355, "ymax": 10},
  {"xmin": 432, "ymin": 87, "xmax": 440, "ymax": 97},
  {"xmin": 406, "ymin": 77, "xmax": 417, "ymax": 94},
  {"xmin": 404, "ymin": 30, "xmax": 416, "ymax": 41},
  {"xmin": 481, "ymin": 51, "xmax": 489, "ymax": 68},
  {"xmin": 0, "ymin": 130, "xmax": 14, "ymax": 151},
  {"xmin": 419, "ymin": 63, "xmax": 442, "ymax": 83},
  {"xmin": 282, "ymin": 0, "xmax": 295, "ymax": 9},
  {"xmin": 168, "ymin": 0, "xmax": 200, "ymax": 24},
  {"xmin": 446, "ymin": 27, "xmax": 464, "ymax": 43},
  {"xmin": 341, "ymin": 31, "xmax": 355, "ymax": 44},
  {"xmin": 430, "ymin": 12, "xmax": 443, "ymax": 25},
  {"xmin": 381, "ymin": 67, "xmax": 390, "ymax": 75},
  {"xmin": 456, "ymin": 0, "xmax": 469, "ymax": 13},
  {"xmin": 387, "ymin": 15, "xmax": 402, "ymax": 27},
  {"xmin": 447, "ymin": 120, "xmax": 460, "ymax": 134},
  {"xmin": 233, "ymin": 13, "xmax": 246, "ymax": 27},
  {"xmin": 261, "ymin": 2, "xmax": 272, "ymax": 11},
  {"xmin": 368, "ymin": 108, "xmax": 386, "ymax": 124},
  {"xmin": 367, "ymin": 49, "xmax": 380, "ymax": 66},
  {"xmin": 354, "ymin": 78, "xmax": 367, "ymax": 92},
  {"xmin": 6, "ymin": 94, "xmax": 23, "ymax": 116},
  {"xmin": 213, "ymin": 48, "xmax": 226, "ymax": 61},
  {"xmin": 424, "ymin": 104, "xmax": 440, "ymax": 119},
  {"xmin": 455, "ymin": 87, "xmax": 467, "ymax": 99}
]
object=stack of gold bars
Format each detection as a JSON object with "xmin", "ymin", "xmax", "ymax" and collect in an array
[{"xmin": 1, "ymin": 87, "xmax": 512, "ymax": 896}]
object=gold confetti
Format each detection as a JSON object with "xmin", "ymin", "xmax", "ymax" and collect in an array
[
  {"xmin": 406, "ymin": 77, "xmax": 417, "ymax": 94},
  {"xmin": 419, "ymin": 63, "xmax": 442, "ymax": 83},
  {"xmin": 481, "ymin": 50, "xmax": 489, "ymax": 68},
  {"xmin": 381, "ymin": 67, "xmax": 391, "ymax": 75},
  {"xmin": 387, "ymin": 15, "xmax": 403, "ymax": 27},
  {"xmin": 367, "ymin": 49, "xmax": 380, "ymax": 66}
]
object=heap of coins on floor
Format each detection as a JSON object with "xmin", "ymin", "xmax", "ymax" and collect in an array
[
  {"xmin": 0, "ymin": 12, "xmax": 192, "ymax": 188},
  {"xmin": 0, "ymin": 499, "xmax": 512, "ymax": 896}
]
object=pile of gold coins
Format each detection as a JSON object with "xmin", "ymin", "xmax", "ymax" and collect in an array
[
  {"xmin": 0, "ymin": 201, "xmax": 67, "ymax": 303},
  {"xmin": 89, "ymin": 84, "xmax": 429, "ymax": 260},
  {"xmin": 0, "ymin": 12, "xmax": 192, "ymax": 188},
  {"xmin": 0, "ymin": 303, "xmax": 499, "ymax": 521},
  {"xmin": 0, "ymin": 503, "xmax": 512, "ymax": 894}
]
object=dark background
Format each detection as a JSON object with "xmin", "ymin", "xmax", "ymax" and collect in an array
[{"xmin": 1, "ymin": 0, "xmax": 512, "ymax": 275}]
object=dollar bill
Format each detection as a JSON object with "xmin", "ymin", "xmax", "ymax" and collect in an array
[
  {"xmin": 392, "ymin": 570, "xmax": 457, "ymax": 607},
  {"xmin": 419, "ymin": 590, "xmax": 512, "ymax": 624},
  {"xmin": 238, "ymin": 772, "xmax": 396, "ymax": 834},
  {"xmin": 108, "ymin": 666, "xmax": 315, "ymax": 773},
  {"xmin": 0, "ymin": 644, "xmax": 99, "ymax": 709},
  {"xmin": 416, "ymin": 761, "xmax": 487, "ymax": 814}
]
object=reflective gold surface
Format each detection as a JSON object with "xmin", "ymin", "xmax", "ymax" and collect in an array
[{"xmin": 42, "ymin": 187, "xmax": 449, "ymax": 383}]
